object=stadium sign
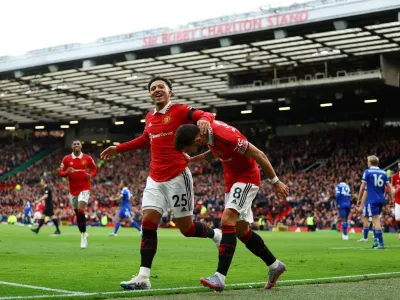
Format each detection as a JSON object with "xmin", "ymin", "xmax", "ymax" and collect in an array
[
  {"xmin": 0, "ymin": 0, "xmax": 399, "ymax": 73},
  {"xmin": 143, "ymin": 10, "xmax": 309, "ymax": 46}
]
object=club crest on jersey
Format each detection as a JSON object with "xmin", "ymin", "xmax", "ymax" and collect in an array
[
  {"xmin": 82, "ymin": 160, "xmax": 87, "ymax": 165},
  {"xmin": 162, "ymin": 115, "xmax": 172, "ymax": 124}
]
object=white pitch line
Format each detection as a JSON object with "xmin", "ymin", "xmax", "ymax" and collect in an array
[
  {"xmin": 0, "ymin": 281, "xmax": 86, "ymax": 295},
  {"xmin": 329, "ymin": 245, "xmax": 400, "ymax": 250},
  {"xmin": 1, "ymin": 271, "xmax": 400, "ymax": 300}
]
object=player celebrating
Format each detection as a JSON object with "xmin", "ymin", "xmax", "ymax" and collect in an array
[
  {"xmin": 174, "ymin": 121, "xmax": 289, "ymax": 291},
  {"xmin": 100, "ymin": 76, "xmax": 221, "ymax": 290},
  {"xmin": 358, "ymin": 156, "xmax": 393, "ymax": 249},
  {"xmin": 391, "ymin": 160, "xmax": 400, "ymax": 240},
  {"xmin": 109, "ymin": 180, "xmax": 142, "ymax": 236},
  {"xmin": 30, "ymin": 178, "xmax": 61, "ymax": 235},
  {"xmin": 59, "ymin": 140, "xmax": 97, "ymax": 248},
  {"xmin": 335, "ymin": 181, "xmax": 351, "ymax": 240}
]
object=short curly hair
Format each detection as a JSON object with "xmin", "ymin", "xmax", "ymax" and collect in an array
[{"xmin": 148, "ymin": 76, "xmax": 172, "ymax": 91}]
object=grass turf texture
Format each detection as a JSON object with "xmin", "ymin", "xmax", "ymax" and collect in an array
[{"xmin": 0, "ymin": 224, "xmax": 399, "ymax": 300}]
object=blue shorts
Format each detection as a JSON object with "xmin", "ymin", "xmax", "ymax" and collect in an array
[
  {"xmin": 24, "ymin": 209, "xmax": 31, "ymax": 216},
  {"xmin": 339, "ymin": 207, "xmax": 350, "ymax": 219},
  {"xmin": 363, "ymin": 203, "xmax": 383, "ymax": 217},
  {"xmin": 118, "ymin": 207, "xmax": 132, "ymax": 219}
]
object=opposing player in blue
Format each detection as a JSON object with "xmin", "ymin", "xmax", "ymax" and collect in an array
[
  {"xmin": 23, "ymin": 200, "xmax": 32, "ymax": 226},
  {"xmin": 358, "ymin": 156, "xmax": 393, "ymax": 249},
  {"xmin": 109, "ymin": 180, "xmax": 142, "ymax": 236},
  {"xmin": 335, "ymin": 181, "xmax": 351, "ymax": 240}
]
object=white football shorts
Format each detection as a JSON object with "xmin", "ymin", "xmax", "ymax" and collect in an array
[
  {"xmin": 224, "ymin": 182, "xmax": 259, "ymax": 223},
  {"xmin": 69, "ymin": 190, "xmax": 90, "ymax": 209},
  {"xmin": 395, "ymin": 203, "xmax": 400, "ymax": 221},
  {"xmin": 142, "ymin": 167, "xmax": 194, "ymax": 219}
]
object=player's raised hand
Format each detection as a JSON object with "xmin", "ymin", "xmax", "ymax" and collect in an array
[
  {"xmin": 100, "ymin": 146, "xmax": 117, "ymax": 160},
  {"xmin": 197, "ymin": 120, "xmax": 210, "ymax": 135},
  {"xmin": 273, "ymin": 181, "xmax": 289, "ymax": 199},
  {"xmin": 66, "ymin": 167, "xmax": 75, "ymax": 174}
]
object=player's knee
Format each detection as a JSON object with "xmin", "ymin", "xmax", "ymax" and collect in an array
[
  {"xmin": 221, "ymin": 208, "xmax": 239, "ymax": 226},
  {"xmin": 236, "ymin": 222, "xmax": 250, "ymax": 239},
  {"xmin": 142, "ymin": 209, "xmax": 162, "ymax": 224}
]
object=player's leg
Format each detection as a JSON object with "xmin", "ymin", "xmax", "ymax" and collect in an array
[
  {"xmin": 50, "ymin": 213, "xmax": 61, "ymax": 235},
  {"xmin": 200, "ymin": 183, "xmax": 260, "ymax": 291},
  {"xmin": 31, "ymin": 214, "xmax": 46, "ymax": 234},
  {"xmin": 110, "ymin": 213, "xmax": 123, "ymax": 236},
  {"xmin": 72, "ymin": 191, "xmax": 90, "ymax": 248},
  {"xmin": 371, "ymin": 205, "xmax": 384, "ymax": 249},
  {"xmin": 120, "ymin": 176, "xmax": 164, "ymax": 290},
  {"xmin": 236, "ymin": 221, "xmax": 285, "ymax": 289},
  {"xmin": 358, "ymin": 205, "xmax": 370, "ymax": 242},
  {"xmin": 340, "ymin": 208, "xmax": 349, "ymax": 240},
  {"xmin": 127, "ymin": 216, "xmax": 142, "ymax": 233},
  {"xmin": 167, "ymin": 168, "xmax": 220, "ymax": 243}
]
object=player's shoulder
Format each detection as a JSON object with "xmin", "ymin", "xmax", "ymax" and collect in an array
[
  {"xmin": 83, "ymin": 153, "xmax": 94, "ymax": 160},
  {"xmin": 62, "ymin": 154, "xmax": 72, "ymax": 161}
]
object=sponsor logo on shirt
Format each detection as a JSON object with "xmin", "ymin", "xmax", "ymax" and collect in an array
[
  {"xmin": 149, "ymin": 131, "xmax": 173, "ymax": 141},
  {"xmin": 234, "ymin": 138, "xmax": 248, "ymax": 154}
]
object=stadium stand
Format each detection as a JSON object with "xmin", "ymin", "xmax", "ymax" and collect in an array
[{"xmin": 1, "ymin": 125, "xmax": 398, "ymax": 232}]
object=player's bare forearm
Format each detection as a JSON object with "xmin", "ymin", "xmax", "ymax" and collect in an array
[
  {"xmin": 245, "ymin": 144, "xmax": 276, "ymax": 180},
  {"xmin": 358, "ymin": 182, "xmax": 366, "ymax": 203},
  {"xmin": 386, "ymin": 183, "xmax": 394, "ymax": 202},
  {"xmin": 190, "ymin": 150, "xmax": 215, "ymax": 163}
]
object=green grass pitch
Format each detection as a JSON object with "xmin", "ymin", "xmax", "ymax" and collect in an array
[{"xmin": 0, "ymin": 224, "xmax": 399, "ymax": 300}]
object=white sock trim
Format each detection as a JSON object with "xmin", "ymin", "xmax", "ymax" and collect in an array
[
  {"xmin": 139, "ymin": 267, "xmax": 151, "ymax": 278},
  {"xmin": 269, "ymin": 260, "xmax": 279, "ymax": 270},
  {"xmin": 215, "ymin": 272, "xmax": 226, "ymax": 284}
]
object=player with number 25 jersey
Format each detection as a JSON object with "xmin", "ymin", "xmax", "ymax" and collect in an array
[{"xmin": 174, "ymin": 120, "xmax": 289, "ymax": 291}]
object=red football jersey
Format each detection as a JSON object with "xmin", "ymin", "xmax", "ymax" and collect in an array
[
  {"xmin": 392, "ymin": 172, "xmax": 400, "ymax": 205},
  {"xmin": 59, "ymin": 153, "xmax": 97, "ymax": 196},
  {"xmin": 36, "ymin": 202, "xmax": 44, "ymax": 213},
  {"xmin": 116, "ymin": 102, "xmax": 215, "ymax": 182},
  {"xmin": 208, "ymin": 120, "xmax": 260, "ymax": 192}
]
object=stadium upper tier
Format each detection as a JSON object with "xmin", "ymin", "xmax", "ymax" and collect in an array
[
  {"xmin": 0, "ymin": 126, "xmax": 398, "ymax": 229},
  {"xmin": 0, "ymin": 0, "xmax": 400, "ymax": 126}
]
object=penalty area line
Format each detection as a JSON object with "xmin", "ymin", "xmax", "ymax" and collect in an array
[
  {"xmin": 1, "ymin": 271, "xmax": 400, "ymax": 299},
  {"xmin": 0, "ymin": 281, "xmax": 87, "ymax": 295}
]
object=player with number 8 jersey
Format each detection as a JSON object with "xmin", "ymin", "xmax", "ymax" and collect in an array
[
  {"xmin": 174, "ymin": 120, "xmax": 289, "ymax": 292},
  {"xmin": 59, "ymin": 139, "xmax": 97, "ymax": 248}
]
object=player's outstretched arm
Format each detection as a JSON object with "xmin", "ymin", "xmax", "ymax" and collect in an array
[
  {"xmin": 110, "ymin": 195, "xmax": 123, "ymax": 201},
  {"xmin": 357, "ymin": 181, "xmax": 367, "ymax": 206},
  {"xmin": 386, "ymin": 182, "xmax": 394, "ymax": 203},
  {"xmin": 185, "ymin": 150, "xmax": 215, "ymax": 164},
  {"xmin": 244, "ymin": 143, "xmax": 289, "ymax": 198}
]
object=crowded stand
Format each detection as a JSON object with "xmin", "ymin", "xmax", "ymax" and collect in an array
[{"xmin": 0, "ymin": 125, "xmax": 399, "ymax": 232}]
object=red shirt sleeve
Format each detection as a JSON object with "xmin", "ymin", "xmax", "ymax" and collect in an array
[
  {"xmin": 116, "ymin": 118, "xmax": 151, "ymax": 153},
  {"xmin": 214, "ymin": 124, "xmax": 249, "ymax": 155},
  {"xmin": 179, "ymin": 105, "xmax": 215, "ymax": 123},
  {"xmin": 88, "ymin": 156, "xmax": 97, "ymax": 178},
  {"xmin": 59, "ymin": 156, "xmax": 68, "ymax": 177}
]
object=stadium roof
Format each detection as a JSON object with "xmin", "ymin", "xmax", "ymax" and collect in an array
[{"xmin": 0, "ymin": 3, "xmax": 400, "ymax": 125}]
